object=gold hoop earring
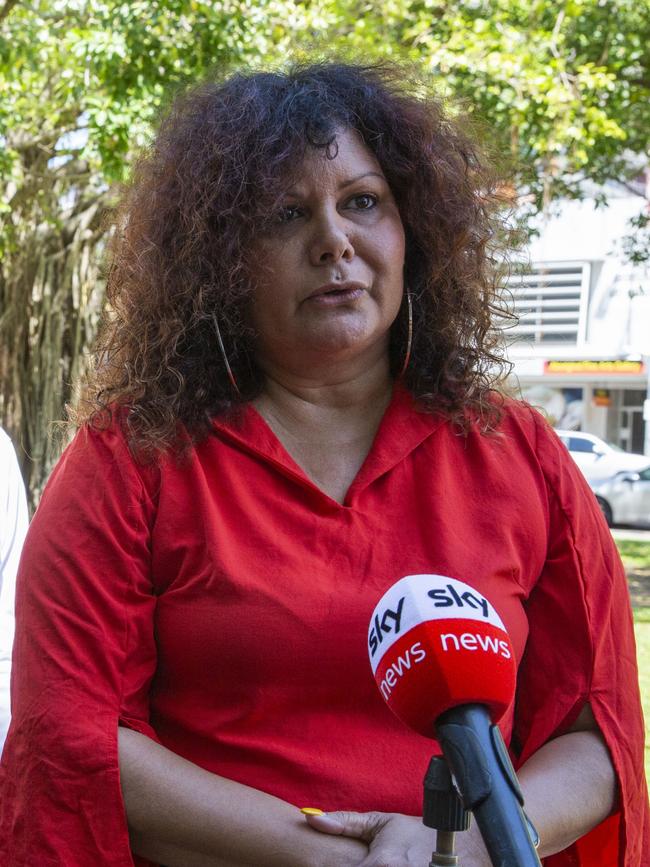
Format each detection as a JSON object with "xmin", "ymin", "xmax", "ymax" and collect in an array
[
  {"xmin": 213, "ymin": 314, "xmax": 241, "ymax": 397},
  {"xmin": 398, "ymin": 290, "xmax": 413, "ymax": 379}
]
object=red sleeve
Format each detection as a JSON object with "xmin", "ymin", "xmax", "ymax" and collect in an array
[
  {"xmin": 513, "ymin": 409, "xmax": 649, "ymax": 866},
  {"xmin": 0, "ymin": 423, "xmax": 159, "ymax": 866}
]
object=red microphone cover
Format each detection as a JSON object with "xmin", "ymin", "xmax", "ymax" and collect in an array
[{"xmin": 368, "ymin": 575, "xmax": 516, "ymax": 738}]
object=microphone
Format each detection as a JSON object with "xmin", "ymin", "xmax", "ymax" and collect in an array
[
  {"xmin": 368, "ymin": 574, "xmax": 541, "ymax": 866},
  {"xmin": 368, "ymin": 573, "xmax": 516, "ymax": 736}
]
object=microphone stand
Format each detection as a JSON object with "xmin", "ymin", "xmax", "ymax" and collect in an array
[
  {"xmin": 435, "ymin": 703, "xmax": 542, "ymax": 867},
  {"xmin": 423, "ymin": 756, "xmax": 469, "ymax": 866}
]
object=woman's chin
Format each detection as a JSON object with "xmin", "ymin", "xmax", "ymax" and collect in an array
[
  {"xmin": 255, "ymin": 315, "xmax": 392, "ymax": 376},
  {"xmin": 303, "ymin": 328, "xmax": 386, "ymax": 362},
  {"xmin": 301, "ymin": 312, "xmax": 389, "ymax": 356}
]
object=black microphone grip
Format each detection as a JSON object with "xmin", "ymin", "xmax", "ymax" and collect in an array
[{"xmin": 435, "ymin": 704, "xmax": 541, "ymax": 867}]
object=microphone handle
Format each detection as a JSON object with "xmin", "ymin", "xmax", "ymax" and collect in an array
[{"xmin": 435, "ymin": 704, "xmax": 541, "ymax": 867}]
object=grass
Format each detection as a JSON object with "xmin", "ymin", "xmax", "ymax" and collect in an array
[
  {"xmin": 633, "ymin": 610, "xmax": 650, "ymax": 780},
  {"xmin": 616, "ymin": 540, "xmax": 650, "ymax": 571},
  {"xmin": 615, "ymin": 540, "xmax": 650, "ymax": 780}
]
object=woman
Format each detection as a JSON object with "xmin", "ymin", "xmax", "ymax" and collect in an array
[{"xmin": 0, "ymin": 62, "xmax": 646, "ymax": 866}]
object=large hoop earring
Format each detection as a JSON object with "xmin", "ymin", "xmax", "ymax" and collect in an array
[
  {"xmin": 398, "ymin": 289, "xmax": 413, "ymax": 379},
  {"xmin": 213, "ymin": 314, "xmax": 242, "ymax": 397}
]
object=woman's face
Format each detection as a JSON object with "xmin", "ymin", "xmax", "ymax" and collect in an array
[{"xmin": 250, "ymin": 128, "xmax": 406, "ymax": 377}]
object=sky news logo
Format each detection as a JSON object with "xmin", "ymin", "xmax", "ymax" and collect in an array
[{"xmin": 368, "ymin": 574, "xmax": 506, "ymax": 672}]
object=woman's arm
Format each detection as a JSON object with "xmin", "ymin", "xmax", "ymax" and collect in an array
[
  {"xmin": 304, "ymin": 705, "xmax": 617, "ymax": 865},
  {"xmin": 118, "ymin": 727, "xmax": 368, "ymax": 867},
  {"xmin": 516, "ymin": 704, "xmax": 617, "ymax": 857}
]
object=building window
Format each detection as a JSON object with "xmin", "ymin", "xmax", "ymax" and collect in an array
[{"xmin": 506, "ymin": 262, "xmax": 590, "ymax": 346}]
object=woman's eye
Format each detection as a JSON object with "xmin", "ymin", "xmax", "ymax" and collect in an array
[
  {"xmin": 349, "ymin": 194, "xmax": 377, "ymax": 210},
  {"xmin": 278, "ymin": 205, "xmax": 302, "ymax": 223}
]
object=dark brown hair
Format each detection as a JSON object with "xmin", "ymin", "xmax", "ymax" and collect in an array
[{"xmin": 74, "ymin": 61, "xmax": 516, "ymax": 454}]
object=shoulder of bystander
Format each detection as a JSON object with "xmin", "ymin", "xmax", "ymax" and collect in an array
[{"xmin": 0, "ymin": 428, "xmax": 29, "ymax": 752}]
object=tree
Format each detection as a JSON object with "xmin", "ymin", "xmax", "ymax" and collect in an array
[
  {"xmin": 0, "ymin": 0, "xmax": 324, "ymax": 503},
  {"xmin": 2, "ymin": 0, "xmax": 649, "ymax": 503},
  {"xmin": 327, "ymin": 0, "xmax": 650, "ymax": 207}
]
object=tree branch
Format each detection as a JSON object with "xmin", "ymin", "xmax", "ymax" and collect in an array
[
  {"xmin": 616, "ymin": 179, "xmax": 649, "ymax": 200},
  {"xmin": 0, "ymin": 0, "xmax": 20, "ymax": 24},
  {"xmin": 548, "ymin": 7, "xmax": 579, "ymax": 97}
]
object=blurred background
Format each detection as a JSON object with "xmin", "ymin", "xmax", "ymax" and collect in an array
[
  {"xmin": 1, "ymin": 0, "xmax": 650, "ymax": 505},
  {"xmin": 1, "ymin": 0, "xmax": 649, "ymax": 772}
]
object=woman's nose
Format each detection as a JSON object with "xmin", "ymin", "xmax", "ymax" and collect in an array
[{"xmin": 308, "ymin": 209, "xmax": 354, "ymax": 265}]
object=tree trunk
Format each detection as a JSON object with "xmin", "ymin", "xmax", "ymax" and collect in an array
[{"xmin": 0, "ymin": 187, "xmax": 111, "ymax": 510}]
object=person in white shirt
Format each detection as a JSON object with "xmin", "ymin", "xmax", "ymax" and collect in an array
[{"xmin": 0, "ymin": 428, "xmax": 29, "ymax": 751}]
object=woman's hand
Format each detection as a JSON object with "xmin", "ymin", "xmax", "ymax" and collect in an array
[{"xmin": 304, "ymin": 809, "xmax": 492, "ymax": 866}]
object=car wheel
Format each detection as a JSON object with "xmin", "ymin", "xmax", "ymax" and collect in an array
[{"xmin": 596, "ymin": 497, "xmax": 613, "ymax": 527}]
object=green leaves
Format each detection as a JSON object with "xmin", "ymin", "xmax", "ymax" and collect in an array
[
  {"xmin": 2, "ymin": 0, "xmax": 649, "ymax": 501},
  {"xmin": 2, "ymin": 0, "xmax": 649, "ymax": 201}
]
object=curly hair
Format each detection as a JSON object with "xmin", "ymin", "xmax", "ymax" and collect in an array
[{"xmin": 74, "ymin": 60, "xmax": 517, "ymax": 455}]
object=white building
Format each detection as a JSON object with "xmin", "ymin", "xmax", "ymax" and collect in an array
[{"xmin": 506, "ymin": 186, "xmax": 650, "ymax": 455}]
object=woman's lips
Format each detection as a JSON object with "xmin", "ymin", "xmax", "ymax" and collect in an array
[{"xmin": 305, "ymin": 283, "xmax": 366, "ymax": 305}]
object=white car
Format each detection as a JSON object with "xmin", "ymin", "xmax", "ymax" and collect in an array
[
  {"xmin": 588, "ymin": 467, "xmax": 650, "ymax": 527},
  {"xmin": 554, "ymin": 430, "xmax": 649, "ymax": 482}
]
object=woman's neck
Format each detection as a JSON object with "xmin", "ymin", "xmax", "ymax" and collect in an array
[
  {"xmin": 253, "ymin": 355, "xmax": 393, "ymax": 443},
  {"xmin": 252, "ymin": 357, "xmax": 394, "ymax": 503}
]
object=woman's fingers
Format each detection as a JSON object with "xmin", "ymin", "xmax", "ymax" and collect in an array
[{"xmin": 302, "ymin": 809, "xmax": 389, "ymax": 842}]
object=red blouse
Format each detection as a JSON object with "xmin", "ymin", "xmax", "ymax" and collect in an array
[{"xmin": 0, "ymin": 388, "xmax": 647, "ymax": 865}]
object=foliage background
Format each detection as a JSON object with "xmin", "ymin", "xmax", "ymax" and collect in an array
[{"xmin": 1, "ymin": 0, "xmax": 649, "ymax": 504}]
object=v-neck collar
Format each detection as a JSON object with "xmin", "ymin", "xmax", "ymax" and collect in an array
[{"xmin": 211, "ymin": 385, "xmax": 443, "ymax": 508}]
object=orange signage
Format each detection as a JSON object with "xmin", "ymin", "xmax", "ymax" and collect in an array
[
  {"xmin": 593, "ymin": 389, "xmax": 611, "ymax": 407},
  {"xmin": 544, "ymin": 360, "xmax": 645, "ymax": 375}
]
